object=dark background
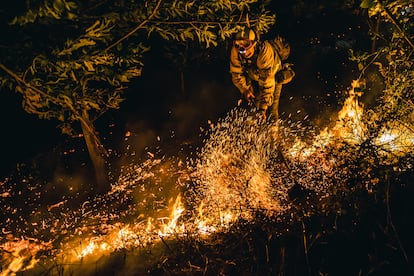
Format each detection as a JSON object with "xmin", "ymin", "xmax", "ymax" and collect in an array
[
  {"xmin": 0, "ymin": 1, "xmax": 371, "ymax": 176},
  {"xmin": 2, "ymin": 4, "xmax": 413, "ymax": 275}
]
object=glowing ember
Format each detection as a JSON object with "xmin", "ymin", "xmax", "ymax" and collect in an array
[
  {"xmin": 375, "ymin": 124, "xmax": 414, "ymax": 156},
  {"xmin": 0, "ymin": 80, "xmax": 413, "ymax": 274}
]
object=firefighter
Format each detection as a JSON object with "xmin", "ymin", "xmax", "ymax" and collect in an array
[{"xmin": 229, "ymin": 27, "xmax": 294, "ymax": 122}]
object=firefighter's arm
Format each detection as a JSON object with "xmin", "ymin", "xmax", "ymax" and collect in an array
[
  {"xmin": 229, "ymin": 47, "xmax": 254, "ymax": 102},
  {"xmin": 231, "ymin": 73, "xmax": 255, "ymax": 102},
  {"xmin": 255, "ymin": 42, "xmax": 281, "ymax": 111},
  {"xmin": 255, "ymin": 69, "xmax": 275, "ymax": 111}
]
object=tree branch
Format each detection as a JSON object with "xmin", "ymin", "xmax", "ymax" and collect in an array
[
  {"xmin": 0, "ymin": 62, "xmax": 58, "ymax": 105},
  {"xmin": 145, "ymin": 19, "xmax": 261, "ymax": 25},
  {"xmin": 379, "ymin": 1, "xmax": 414, "ymax": 51},
  {"xmin": 103, "ymin": 0, "xmax": 163, "ymax": 52},
  {"xmin": 0, "ymin": 62, "xmax": 92, "ymax": 130}
]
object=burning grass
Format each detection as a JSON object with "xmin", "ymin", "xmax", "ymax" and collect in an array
[{"xmin": 1, "ymin": 81, "xmax": 413, "ymax": 275}]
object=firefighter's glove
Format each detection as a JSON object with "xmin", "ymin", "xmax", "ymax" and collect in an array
[
  {"xmin": 276, "ymin": 64, "xmax": 295, "ymax": 84},
  {"xmin": 257, "ymin": 108, "xmax": 267, "ymax": 121},
  {"xmin": 242, "ymin": 88, "xmax": 255, "ymax": 103}
]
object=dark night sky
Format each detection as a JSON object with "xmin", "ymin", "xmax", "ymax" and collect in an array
[{"xmin": 0, "ymin": 1, "xmax": 371, "ymax": 176}]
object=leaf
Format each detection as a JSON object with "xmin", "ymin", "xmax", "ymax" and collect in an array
[
  {"xmin": 59, "ymin": 38, "xmax": 96, "ymax": 56},
  {"xmin": 44, "ymin": 3, "xmax": 61, "ymax": 19},
  {"xmin": 65, "ymin": 1, "xmax": 77, "ymax": 10},
  {"xmin": 360, "ymin": 0, "xmax": 375, "ymax": 9},
  {"xmin": 119, "ymin": 74, "xmax": 129, "ymax": 83},
  {"xmin": 83, "ymin": 100, "xmax": 100, "ymax": 110},
  {"xmin": 86, "ymin": 20, "xmax": 101, "ymax": 33},
  {"xmin": 15, "ymin": 85, "xmax": 23, "ymax": 94},
  {"xmin": 70, "ymin": 71, "xmax": 77, "ymax": 81},
  {"xmin": 53, "ymin": 0, "xmax": 64, "ymax": 13},
  {"xmin": 83, "ymin": 61, "xmax": 95, "ymax": 71}
]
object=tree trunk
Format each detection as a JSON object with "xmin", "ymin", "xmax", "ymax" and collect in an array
[{"xmin": 79, "ymin": 109, "xmax": 110, "ymax": 192}]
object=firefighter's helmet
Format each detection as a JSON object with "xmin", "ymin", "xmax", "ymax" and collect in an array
[
  {"xmin": 233, "ymin": 27, "xmax": 258, "ymax": 55},
  {"xmin": 233, "ymin": 27, "xmax": 257, "ymax": 41}
]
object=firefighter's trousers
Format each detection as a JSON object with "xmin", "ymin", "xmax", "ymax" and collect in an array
[{"xmin": 269, "ymin": 83, "xmax": 283, "ymax": 122}]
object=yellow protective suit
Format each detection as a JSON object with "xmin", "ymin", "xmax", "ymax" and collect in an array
[{"xmin": 230, "ymin": 40, "xmax": 283, "ymax": 119}]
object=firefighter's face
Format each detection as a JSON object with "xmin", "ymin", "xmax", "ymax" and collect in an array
[{"xmin": 234, "ymin": 39, "xmax": 255, "ymax": 58}]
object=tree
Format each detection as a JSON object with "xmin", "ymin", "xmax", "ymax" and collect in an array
[
  {"xmin": 354, "ymin": 0, "xmax": 414, "ymax": 141},
  {"xmin": 0, "ymin": 0, "xmax": 276, "ymax": 191}
]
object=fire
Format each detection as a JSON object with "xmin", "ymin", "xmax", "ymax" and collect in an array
[
  {"xmin": 64, "ymin": 191, "xmax": 242, "ymax": 264},
  {"xmin": 64, "ymin": 194, "xmax": 186, "ymax": 262},
  {"xmin": 1, "ymin": 79, "xmax": 413, "ymax": 274},
  {"xmin": 334, "ymin": 79, "xmax": 366, "ymax": 143},
  {"xmin": 158, "ymin": 194, "xmax": 185, "ymax": 236},
  {"xmin": 78, "ymin": 240, "xmax": 98, "ymax": 258},
  {"xmin": 0, "ymin": 238, "xmax": 52, "ymax": 276},
  {"xmin": 286, "ymin": 80, "xmax": 365, "ymax": 161},
  {"xmin": 4, "ymin": 255, "xmax": 37, "ymax": 275},
  {"xmin": 375, "ymin": 124, "xmax": 414, "ymax": 156},
  {"xmin": 289, "ymin": 79, "xmax": 413, "ymax": 160}
]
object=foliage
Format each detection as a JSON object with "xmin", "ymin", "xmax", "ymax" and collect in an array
[
  {"xmin": 0, "ymin": 0, "xmax": 276, "ymax": 180},
  {"xmin": 0, "ymin": 0, "xmax": 275, "ymax": 136},
  {"xmin": 10, "ymin": 0, "xmax": 78, "ymax": 24},
  {"xmin": 354, "ymin": 0, "xmax": 414, "ymax": 134},
  {"xmin": 1, "ymin": 19, "xmax": 148, "ymax": 136}
]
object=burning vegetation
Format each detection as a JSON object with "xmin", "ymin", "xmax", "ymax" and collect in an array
[
  {"xmin": 0, "ymin": 79, "xmax": 413, "ymax": 275},
  {"xmin": 0, "ymin": 1, "xmax": 413, "ymax": 274}
]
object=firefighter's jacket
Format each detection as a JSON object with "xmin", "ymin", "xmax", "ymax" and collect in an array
[{"xmin": 230, "ymin": 41, "xmax": 282, "ymax": 111}]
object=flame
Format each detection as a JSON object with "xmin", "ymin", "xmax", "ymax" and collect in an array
[
  {"xmin": 158, "ymin": 194, "xmax": 185, "ymax": 236},
  {"xmin": 1, "ymin": 79, "xmax": 413, "ymax": 274},
  {"xmin": 65, "ymin": 192, "xmax": 241, "ymax": 263},
  {"xmin": 60, "ymin": 77, "xmax": 412, "ymax": 268},
  {"xmin": 289, "ymin": 79, "xmax": 413, "ymax": 159},
  {"xmin": 0, "ymin": 238, "xmax": 52, "ymax": 276},
  {"xmin": 68, "ymin": 194, "xmax": 187, "ymax": 261},
  {"xmin": 78, "ymin": 240, "xmax": 98, "ymax": 258},
  {"xmin": 334, "ymin": 80, "xmax": 366, "ymax": 143},
  {"xmin": 4, "ymin": 255, "xmax": 37, "ymax": 275},
  {"xmin": 287, "ymin": 80, "xmax": 365, "ymax": 161}
]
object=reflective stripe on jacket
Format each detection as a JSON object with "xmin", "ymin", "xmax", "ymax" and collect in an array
[{"xmin": 229, "ymin": 41, "xmax": 282, "ymax": 111}]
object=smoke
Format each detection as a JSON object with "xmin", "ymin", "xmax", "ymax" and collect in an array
[{"xmin": 164, "ymin": 77, "xmax": 238, "ymax": 140}]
